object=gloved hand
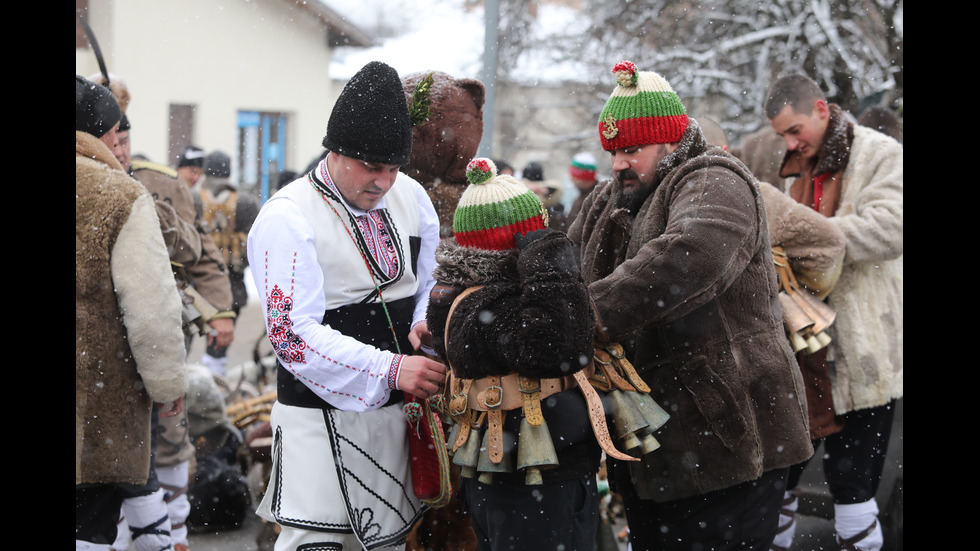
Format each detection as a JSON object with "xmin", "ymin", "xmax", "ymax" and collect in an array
[
  {"xmin": 515, "ymin": 227, "xmax": 581, "ymax": 279},
  {"xmin": 514, "ymin": 227, "xmax": 555, "ymax": 250}
]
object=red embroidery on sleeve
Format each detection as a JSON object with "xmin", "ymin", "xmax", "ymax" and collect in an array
[{"xmin": 266, "ymin": 285, "xmax": 307, "ymax": 364}]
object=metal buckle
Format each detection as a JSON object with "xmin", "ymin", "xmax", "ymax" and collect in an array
[{"xmin": 483, "ymin": 384, "xmax": 503, "ymax": 409}]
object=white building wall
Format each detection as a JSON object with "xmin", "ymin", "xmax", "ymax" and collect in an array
[{"xmin": 76, "ymin": 0, "xmax": 338, "ymax": 182}]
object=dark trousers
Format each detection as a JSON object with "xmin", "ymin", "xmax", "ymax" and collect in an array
[
  {"xmin": 622, "ymin": 467, "xmax": 789, "ymax": 551},
  {"xmin": 787, "ymin": 400, "xmax": 896, "ymax": 504},
  {"xmin": 461, "ymin": 475, "xmax": 599, "ymax": 551},
  {"xmin": 76, "ymin": 484, "xmax": 125, "ymax": 544}
]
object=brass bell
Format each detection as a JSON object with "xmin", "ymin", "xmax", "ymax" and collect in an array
[
  {"xmin": 516, "ymin": 417, "xmax": 559, "ymax": 485},
  {"xmin": 815, "ymin": 331, "xmax": 832, "ymax": 348},
  {"xmin": 477, "ymin": 427, "xmax": 514, "ymax": 484},
  {"xmin": 790, "ymin": 290, "xmax": 835, "ymax": 334},
  {"xmin": 621, "ymin": 391, "xmax": 666, "ymax": 454},
  {"xmin": 626, "ymin": 423, "xmax": 661, "ymax": 456},
  {"xmin": 627, "ymin": 390, "xmax": 670, "ymax": 433},
  {"xmin": 453, "ymin": 426, "xmax": 482, "ymax": 479},
  {"xmin": 805, "ymin": 334, "xmax": 825, "ymax": 354},
  {"xmin": 446, "ymin": 422, "xmax": 461, "ymax": 454},
  {"xmin": 779, "ymin": 292, "xmax": 815, "ymax": 335},
  {"xmin": 608, "ymin": 389, "xmax": 650, "ymax": 453},
  {"xmin": 789, "ymin": 331, "xmax": 809, "ymax": 353}
]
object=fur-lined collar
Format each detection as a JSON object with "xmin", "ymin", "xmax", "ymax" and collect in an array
[
  {"xmin": 779, "ymin": 103, "xmax": 854, "ymax": 178},
  {"xmin": 655, "ymin": 116, "xmax": 710, "ymax": 181},
  {"xmin": 432, "ymin": 237, "xmax": 519, "ymax": 287},
  {"xmin": 76, "ymin": 130, "xmax": 124, "ymax": 171}
]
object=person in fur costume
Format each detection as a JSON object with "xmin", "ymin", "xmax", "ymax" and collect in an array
[
  {"xmin": 426, "ymin": 158, "xmax": 600, "ymax": 551},
  {"xmin": 76, "ymin": 74, "xmax": 188, "ymax": 549},
  {"xmin": 567, "ymin": 62, "xmax": 812, "ymax": 551},
  {"xmin": 765, "ymin": 73, "xmax": 903, "ymax": 551},
  {"xmin": 401, "ymin": 71, "xmax": 485, "ymax": 238},
  {"xmin": 88, "ymin": 72, "xmax": 234, "ymax": 551}
]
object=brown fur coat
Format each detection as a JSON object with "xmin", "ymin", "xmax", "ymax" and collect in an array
[{"xmin": 568, "ymin": 120, "xmax": 812, "ymax": 502}]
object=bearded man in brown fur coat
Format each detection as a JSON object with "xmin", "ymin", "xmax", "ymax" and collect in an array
[{"xmin": 567, "ymin": 63, "xmax": 812, "ymax": 551}]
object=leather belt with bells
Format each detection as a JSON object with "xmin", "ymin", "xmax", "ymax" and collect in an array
[
  {"xmin": 484, "ymin": 375, "xmax": 504, "ymax": 463},
  {"xmin": 443, "ymin": 285, "xmax": 636, "ymax": 463}
]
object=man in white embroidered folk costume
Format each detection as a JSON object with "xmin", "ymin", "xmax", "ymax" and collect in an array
[{"xmin": 248, "ymin": 61, "xmax": 446, "ymax": 550}]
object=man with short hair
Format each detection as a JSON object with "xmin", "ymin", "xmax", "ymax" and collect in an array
[
  {"xmin": 567, "ymin": 61, "xmax": 813, "ymax": 551},
  {"xmin": 176, "ymin": 145, "xmax": 206, "ymax": 188},
  {"xmin": 248, "ymin": 61, "xmax": 446, "ymax": 550},
  {"xmin": 764, "ymin": 73, "xmax": 903, "ymax": 551}
]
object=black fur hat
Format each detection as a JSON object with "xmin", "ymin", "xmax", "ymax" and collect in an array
[
  {"xmin": 178, "ymin": 146, "xmax": 205, "ymax": 168},
  {"xmin": 75, "ymin": 74, "xmax": 120, "ymax": 138},
  {"xmin": 322, "ymin": 61, "xmax": 412, "ymax": 166},
  {"xmin": 204, "ymin": 150, "xmax": 232, "ymax": 178}
]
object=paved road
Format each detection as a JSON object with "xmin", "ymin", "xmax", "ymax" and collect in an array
[{"xmin": 186, "ymin": 503, "xmax": 839, "ymax": 551}]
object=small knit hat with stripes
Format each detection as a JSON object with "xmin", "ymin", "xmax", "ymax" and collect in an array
[
  {"xmin": 597, "ymin": 61, "xmax": 689, "ymax": 151},
  {"xmin": 569, "ymin": 152, "xmax": 597, "ymax": 181},
  {"xmin": 453, "ymin": 158, "xmax": 548, "ymax": 250}
]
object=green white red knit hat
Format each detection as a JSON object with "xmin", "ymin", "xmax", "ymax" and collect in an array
[
  {"xmin": 453, "ymin": 158, "xmax": 548, "ymax": 251},
  {"xmin": 569, "ymin": 151, "xmax": 597, "ymax": 181},
  {"xmin": 597, "ymin": 61, "xmax": 689, "ymax": 151}
]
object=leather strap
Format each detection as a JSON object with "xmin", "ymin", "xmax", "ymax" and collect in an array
[
  {"xmin": 519, "ymin": 376, "xmax": 544, "ymax": 427},
  {"xmin": 837, "ymin": 519, "xmax": 878, "ymax": 550},
  {"xmin": 448, "ymin": 372, "xmax": 469, "ymax": 419},
  {"xmin": 485, "ymin": 375, "xmax": 504, "ymax": 463},
  {"xmin": 573, "ymin": 370, "xmax": 637, "ymax": 462},
  {"xmin": 604, "ymin": 342, "xmax": 650, "ymax": 393},
  {"xmin": 593, "ymin": 348, "xmax": 635, "ymax": 391},
  {"xmin": 775, "ymin": 493, "xmax": 797, "ymax": 536},
  {"xmin": 450, "ymin": 378, "xmax": 474, "ymax": 453},
  {"xmin": 445, "ymin": 285, "xmax": 483, "ymax": 455},
  {"xmin": 466, "ymin": 372, "xmax": 576, "ymax": 412}
]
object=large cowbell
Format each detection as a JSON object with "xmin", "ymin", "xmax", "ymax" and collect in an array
[
  {"xmin": 608, "ymin": 389, "xmax": 666, "ymax": 456},
  {"xmin": 476, "ymin": 428, "xmax": 514, "ymax": 484},
  {"xmin": 627, "ymin": 389, "xmax": 669, "ymax": 446},
  {"xmin": 516, "ymin": 417, "xmax": 559, "ymax": 485},
  {"xmin": 453, "ymin": 425, "xmax": 482, "ymax": 479}
]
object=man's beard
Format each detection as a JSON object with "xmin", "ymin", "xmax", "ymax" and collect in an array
[{"xmin": 615, "ymin": 168, "xmax": 654, "ymax": 212}]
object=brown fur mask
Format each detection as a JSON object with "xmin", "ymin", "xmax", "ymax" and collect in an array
[
  {"xmin": 402, "ymin": 71, "xmax": 485, "ymax": 237},
  {"xmin": 86, "ymin": 72, "xmax": 131, "ymax": 114}
]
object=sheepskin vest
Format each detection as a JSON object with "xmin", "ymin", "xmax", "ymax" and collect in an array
[
  {"xmin": 76, "ymin": 137, "xmax": 155, "ymax": 486},
  {"xmin": 276, "ymin": 168, "xmax": 423, "ymax": 311}
]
